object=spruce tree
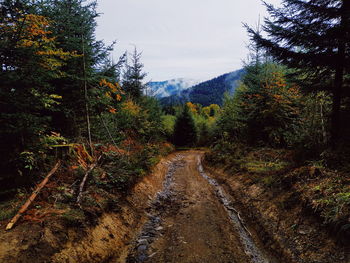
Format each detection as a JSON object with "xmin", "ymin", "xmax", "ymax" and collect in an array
[
  {"xmin": 122, "ymin": 48, "xmax": 147, "ymax": 100},
  {"xmin": 247, "ymin": 0, "xmax": 350, "ymax": 145},
  {"xmin": 41, "ymin": 0, "xmax": 116, "ymax": 137},
  {"xmin": 173, "ymin": 104, "xmax": 198, "ymax": 147}
]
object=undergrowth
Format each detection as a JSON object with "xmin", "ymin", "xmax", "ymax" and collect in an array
[
  {"xmin": 0, "ymin": 142, "xmax": 174, "ymax": 228},
  {"xmin": 206, "ymin": 143, "xmax": 350, "ymax": 242}
]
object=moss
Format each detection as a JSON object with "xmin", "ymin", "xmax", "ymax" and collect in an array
[{"xmin": 61, "ymin": 209, "xmax": 86, "ymax": 226}]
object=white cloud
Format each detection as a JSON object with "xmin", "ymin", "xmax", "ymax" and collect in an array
[{"xmin": 95, "ymin": 0, "xmax": 282, "ymax": 81}]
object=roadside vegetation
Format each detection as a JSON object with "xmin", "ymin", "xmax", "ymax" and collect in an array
[
  {"xmin": 1, "ymin": 0, "xmax": 349, "ymax": 256},
  {"xmin": 0, "ymin": 0, "xmax": 174, "ymax": 227},
  {"xmin": 206, "ymin": 0, "xmax": 350, "ymax": 243}
]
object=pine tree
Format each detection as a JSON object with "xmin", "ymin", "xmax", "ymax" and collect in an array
[
  {"xmin": 173, "ymin": 104, "xmax": 198, "ymax": 147},
  {"xmin": 122, "ymin": 48, "xmax": 147, "ymax": 100},
  {"xmin": 247, "ymin": 0, "xmax": 350, "ymax": 145}
]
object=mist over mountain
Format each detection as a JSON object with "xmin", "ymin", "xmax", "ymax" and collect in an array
[
  {"xmin": 147, "ymin": 78, "xmax": 201, "ymax": 98},
  {"xmin": 159, "ymin": 69, "xmax": 245, "ymax": 106}
]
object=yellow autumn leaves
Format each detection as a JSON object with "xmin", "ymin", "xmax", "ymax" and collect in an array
[{"xmin": 5, "ymin": 14, "xmax": 79, "ymax": 73}]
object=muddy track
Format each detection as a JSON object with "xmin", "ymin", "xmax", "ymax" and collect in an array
[{"xmin": 124, "ymin": 151, "xmax": 279, "ymax": 263}]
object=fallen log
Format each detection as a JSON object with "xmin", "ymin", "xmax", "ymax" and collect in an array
[
  {"xmin": 76, "ymin": 155, "xmax": 102, "ymax": 207},
  {"xmin": 6, "ymin": 161, "xmax": 61, "ymax": 230}
]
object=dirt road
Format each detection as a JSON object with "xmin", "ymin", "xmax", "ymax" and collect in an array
[{"xmin": 125, "ymin": 151, "xmax": 277, "ymax": 263}]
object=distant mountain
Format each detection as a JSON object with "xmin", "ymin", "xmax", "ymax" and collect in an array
[
  {"xmin": 160, "ymin": 69, "xmax": 245, "ymax": 106},
  {"xmin": 147, "ymin": 78, "xmax": 200, "ymax": 98}
]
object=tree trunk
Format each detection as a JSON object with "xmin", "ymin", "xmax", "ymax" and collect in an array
[
  {"xmin": 331, "ymin": 50, "xmax": 344, "ymax": 148},
  {"xmin": 330, "ymin": 1, "xmax": 348, "ymax": 148},
  {"xmin": 82, "ymin": 34, "xmax": 93, "ymax": 155}
]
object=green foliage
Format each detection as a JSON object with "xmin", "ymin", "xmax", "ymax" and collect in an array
[
  {"xmin": 162, "ymin": 115, "xmax": 176, "ymax": 140},
  {"xmin": 93, "ymin": 96, "xmax": 164, "ymax": 144},
  {"xmin": 297, "ymin": 172, "xmax": 350, "ymax": 227},
  {"xmin": 173, "ymin": 104, "xmax": 198, "ymax": 147},
  {"xmin": 95, "ymin": 144, "xmax": 162, "ymax": 192},
  {"xmin": 217, "ymin": 63, "xmax": 303, "ymax": 147},
  {"xmin": 18, "ymin": 152, "xmax": 36, "ymax": 171},
  {"xmin": 244, "ymin": 160, "xmax": 289, "ymax": 174},
  {"xmin": 122, "ymin": 48, "xmax": 147, "ymax": 100},
  {"xmin": 293, "ymin": 92, "xmax": 332, "ymax": 152},
  {"xmin": 247, "ymin": 0, "xmax": 350, "ymax": 145}
]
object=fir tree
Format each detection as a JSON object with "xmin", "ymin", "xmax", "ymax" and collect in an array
[
  {"xmin": 41, "ymin": 0, "xmax": 116, "ymax": 137},
  {"xmin": 247, "ymin": 0, "xmax": 350, "ymax": 145},
  {"xmin": 122, "ymin": 48, "xmax": 147, "ymax": 100},
  {"xmin": 173, "ymin": 104, "xmax": 198, "ymax": 147}
]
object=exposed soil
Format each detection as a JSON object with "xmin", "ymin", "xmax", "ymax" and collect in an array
[
  {"xmin": 125, "ymin": 151, "xmax": 279, "ymax": 263},
  {"xmin": 2, "ymin": 150, "xmax": 347, "ymax": 263},
  {"xmin": 0, "ymin": 152, "xmax": 180, "ymax": 263},
  {"xmin": 203, "ymin": 163, "xmax": 350, "ymax": 263}
]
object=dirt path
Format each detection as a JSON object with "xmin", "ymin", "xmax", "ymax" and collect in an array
[{"xmin": 125, "ymin": 151, "xmax": 278, "ymax": 263}]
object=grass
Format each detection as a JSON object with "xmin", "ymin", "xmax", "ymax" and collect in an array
[{"xmin": 244, "ymin": 160, "xmax": 289, "ymax": 173}]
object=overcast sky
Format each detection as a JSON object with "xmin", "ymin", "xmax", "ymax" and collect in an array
[{"xmin": 95, "ymin": 0, "xmax": 282, "ymax": 82}]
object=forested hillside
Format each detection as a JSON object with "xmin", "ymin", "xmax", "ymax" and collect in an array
[
  {"xmin": 147, "ymin": 78, "xmax": 200, "ymax": 98},
  {"xmin": 161, "ymin": 69, "xmax": 245, "ymax": 106}
]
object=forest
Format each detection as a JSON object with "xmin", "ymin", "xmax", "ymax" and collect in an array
[{"xmin": 0, "ymin": 0, "xmax": 350, "ymax": 262}]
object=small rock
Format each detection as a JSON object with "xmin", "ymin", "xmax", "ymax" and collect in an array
[
  {"xmin": 137, "ymin": 245, "xmax": 148, "ymax": 252},
  {"xmin": 138, "ymin": 254, "xmax": 148, "ymax": 262},
  {"xmin": 137, "ymin": 239, "xmax": 148, "ymax": 245}
]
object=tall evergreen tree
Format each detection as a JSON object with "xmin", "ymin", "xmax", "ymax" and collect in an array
[
  {"xmin": 41, "ymin": 0, "xmax": 116, "ymax": 137},
  {"xmin": 0, "ymin": 0, "xmax": 75, "ymax": 171},
  {"xmin": 122, "ymin": 48, "xmax": 147, "ymax": 100},
  {"xmin": 173, "ymin": 104, "xmax": 198, "ymax": 147},
  {"xmin": 247, "ymin": 0, "xmax": 350, "ymax": 145}
]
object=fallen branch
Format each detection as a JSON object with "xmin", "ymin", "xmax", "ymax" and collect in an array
[
  {"xmin": 76, "ymin": 155, "xmax": 102, "ymax": 207},
  {"xmin": 6, "ymin": 161, "xmax": 61, "ymax": 230}
]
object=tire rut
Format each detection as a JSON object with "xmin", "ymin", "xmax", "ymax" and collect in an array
[
  {"xmin": 197, "ymin": 156, "xmax": 276, "ymax": 263},
  {"xmin": 126, "ymin": 154, "xmax": 186, "ymax": 263},
  {"xmin": 124, "ymin": 151, "xmax": 278, "ymax": 263}
]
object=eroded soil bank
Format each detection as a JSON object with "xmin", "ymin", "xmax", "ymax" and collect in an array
[
  {"xmin": 2, "ymin": 150, "xmax": 347, "ymax": 263},
  {"xmin": 203, "ymin": 162, "xmax": 350, "ymax": 263},
  {"xmin": 0, "ymin": 152, "xmax": 181, "ymax": 263}
]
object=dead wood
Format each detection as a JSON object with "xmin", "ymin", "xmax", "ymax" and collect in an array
[
  {"xmin": 76, "ymin": 155, "xmax": 102, "ymax": 207},
  {"xmin": 6, "ymin": 161, "xmax": 61, "ymax": 230}
]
